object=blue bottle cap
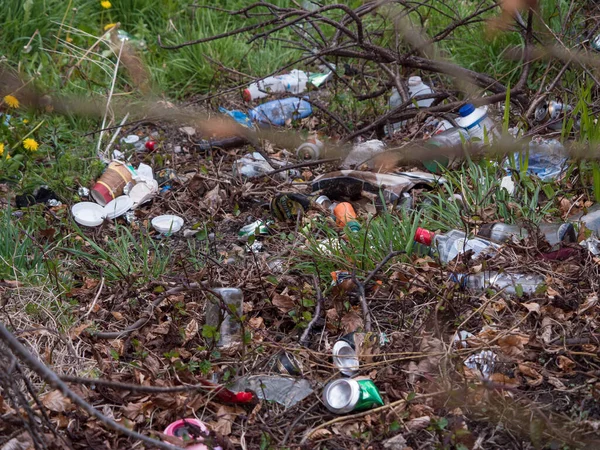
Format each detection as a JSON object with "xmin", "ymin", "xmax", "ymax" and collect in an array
[{"xmin": 459, "ymin": 104, "xmax": 475, "ymax": 117}]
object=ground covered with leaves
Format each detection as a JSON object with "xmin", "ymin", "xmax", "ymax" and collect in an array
[{"xmin": 2, "ymin": 1, "xmax": 600, "ymax": 450}]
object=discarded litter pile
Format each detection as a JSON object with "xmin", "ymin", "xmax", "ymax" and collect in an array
[{"xmin": 3, "ymin": 66, "xmax": 600, "ymax": 450}]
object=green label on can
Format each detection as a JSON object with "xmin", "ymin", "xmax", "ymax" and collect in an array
[{"xmin": 355, "ymin": 379, "xmax": 384, "ymax": 411}]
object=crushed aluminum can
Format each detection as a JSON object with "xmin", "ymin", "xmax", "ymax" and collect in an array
[
  {"xmin": 453, "ymin": 330, "xmax": 474, "ymax": 348},
  {"xmin": 332, "ymin": 340, "xmax": 359, "ymax": 376},
  {"xmin": 238, "ymin": 219, "xmax": 271, "ymax": 238},
  {"xmin": 296, "ymin": 138, "xmax": 324, "ymax": 161},
  {"xmin": 124, "ymin": 210, "xmax": 137, "ymax": 225},
  {"xmin": 322, "ymin": 378, "xmax": 384, "ymax": 414},
  {"xmin": 276, "ymin": 352, "xmax": 303, "ymax": 376},
  {"xmin": 47, "ymin": 199, "xmax": 62, "ymax": 207},
  {"xmin": 78, "ymin": 187, "xmax": 90, "ymax": 197},
  {"xmin": 464, "ymin": 350, "xmax": 497, "ymax": 380}
]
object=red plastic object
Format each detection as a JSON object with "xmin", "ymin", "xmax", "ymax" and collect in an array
[
  {"xmin": 164, "ymin": 419, "xmax": 218, "ymax": 450},
  {"xmin": 194, "ymin": 377, "xmax": 254, "ymax": 404},
  {"xmin": 242, "ymin": 89, "xmax": 252, "ymax": 102},
  {"xmin": 145, "ymin": 140, "xmax": 156, "ymax": 151},
  {"xmin": 415, "ymin": 227, "xmax": 434, "ymax": 246},
  {"xmin": 333, "ymin": 202, "xmax": 357, "ymax": 228}
]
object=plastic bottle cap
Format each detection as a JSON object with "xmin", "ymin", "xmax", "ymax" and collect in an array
[
  {"xmin": 414, "ymin": 227, "xmax": 434, "ymax": 246},
  {"xmin": 242, "ymin": 89, "xmax": 252, "ymax": 102},
  {"xmin": 408, "ymin": 76, "xmax": 422, "ymax": 86},
  {"xmin": 459, "ymin": 103, "xmax": 475, "ymax": 117}
]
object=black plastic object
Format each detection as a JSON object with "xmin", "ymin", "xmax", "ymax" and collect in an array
[
  {"xmin": 15, "ymin": 187, "xmax": 59, "ymax": 208},
  {"xmin": 193, "ymin": 136, "xmax": 249, "ymax": 151}
]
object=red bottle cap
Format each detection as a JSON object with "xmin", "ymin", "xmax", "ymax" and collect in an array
[
  {"xmin": 242, "ymin": 89, "xmax": 252, "ymax": 102},
  {"xmin": 145, "ymin": 140, "xmax": 156, "ymax": 151},
  {"xmin": 414, "ymin": 227, "xmax": 434, "ymax": 246}
]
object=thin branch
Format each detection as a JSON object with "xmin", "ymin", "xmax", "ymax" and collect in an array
[{"xmin": 299, "ymin": 275, "xmax": 325, "ymax": 347}]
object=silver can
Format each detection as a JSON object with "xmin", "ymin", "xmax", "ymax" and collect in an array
[
  {"xmin": 322, "ymin": 378, "xmax": 360, "ymax": 414},
  {"xmin": 296, "ymin": 139, "xmax": 323, "ymax": 160},
  {"xmin": 332, "ymin": 340, "xmax": 359, "ymax": 376}
]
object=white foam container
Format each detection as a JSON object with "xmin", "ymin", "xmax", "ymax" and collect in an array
[{"xmin": 72, "ymin": 195, "xmax": 133, "ymax": 227}]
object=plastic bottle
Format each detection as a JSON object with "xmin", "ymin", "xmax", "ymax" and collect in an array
[
  {"xmin": 388, "ymin": 76, "xmax": 434, "ymax": 132},
  {"xmin": 249, "ymin": 97, "xmax": 312, "ymax": 126},
  {"xmin": 205, "ymin": 288, "xmax": 244, "ymax": 349},
  {"xmin": 455, "ymin": 103, "xmax": 498, "ymax": 144},
  {"xmin": 422, "ymin": 127, "xmax": 470, "ymax": 173},
  {"xmin": 477, "ymin": 222, "xmax": 576, "ymax": 248},
  {"xmin": 243, "ymin": 70, "xmax": 310, "ymax": 102},
  {"xmin": 333, "ymin": 202, "xmax": 361, "ymax": 232},
  {"xmin": 576, "ymin": 204, "xmax": 600, "ymax": 235},
  {"xmin": 414, "ymin": 228, "xmax": 498, "ymax": 264},
  {"xmin": 505, "ymin": 137, "xmax": 568, "ymax": 181},
  {"xmin": 457, "ymin": 271, "xmax": 545, "ymax": 296}
]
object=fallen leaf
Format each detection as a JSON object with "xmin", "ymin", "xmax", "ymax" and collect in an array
[
  {"xmin": 578, "ymin": 295, "xmax": 598, "ymax": 315},
  {"xmin": 212, "ymin": 405, "xmax": 243, "ymax": 436},
  {"xmin": 272, "ymin": 293, "xmax": 295, "ymax": 313},
  {"xmin": 310, "ymin": 429, "xmax": 333, "ymax": 440},
  {"xmin": 405, "ymin": 416, "xmax": 431, "ymax": 432},
  {"xmin": 183, "ymin": 319, "xmax": 199, "ymax": 344},
  {"xmin": 522, "ymin": 302, "xmax": 540, "ymax": 314},
  {"xmin": 518, "ymin": 363, "xmax": 543, "ymax": 387},
  {"xmin": 248, "ymin": 317, "xmax": 264, "ymax": 329},
  {"xmin": 489, "ymin": 373, "xmax": 519, "ymax": 386},
  {"xmin": 41, "ymin": 390, "xmax": 72, "ymax": 413},
  {"xmin": 341, "ymin": 310, "xmax": 363, "ymax": 333},
  {"xmin": 557, "ymin": 355, "xmax": 575, "ymax": 373},
  {"xmin": 547, "ymin": 376, "xmax": 567, "ymax": 390},
  {"xmin": 498, "ymin": 334, "xmax": 526, "ymax": 358},
  {"xmin": 69, "ymin": 322, "xmax": 92, "ymax": 338}
]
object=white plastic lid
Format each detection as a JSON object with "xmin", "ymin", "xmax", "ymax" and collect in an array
[
  {"xmin": 408, "ymin": 76, "xmax": 422, "ymax": 86},
  {"xmin": 104, "ymin": 195, "xmax": 133, "ymax": 219},
  {"xmin": 122, "ymin": 135, "xmax": 140, "ymax": 144},
  {"xmin": 72, "ymin": 202, "xmax": 106, "ymax": 227},
  {"xmin": 152, "ymin": 215, "xmax": 184, "ymax": 234}
]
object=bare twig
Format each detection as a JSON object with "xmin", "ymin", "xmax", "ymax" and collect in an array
[{"xmin": 299, "ymin": 275, "xmax": 325, "ymax": 347}]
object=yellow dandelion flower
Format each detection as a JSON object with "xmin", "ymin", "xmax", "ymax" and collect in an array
[
  {"xmin": 23, "ymin": 138, "xmax": 39, "ymax": 151},
  {"xmin": 0, "ymin": 144, "xmax": 4, "ymax": 156},
  {"xmin": 104, "ymin": 23, "xmax": 117, "ymax": 31},
  {"xmin": 3, "ymin": 95, "xmax": 19, "ymax": 108},
  {"xmin": 100, "ymin": 0, "xmax": 112, "ymax": 9},
  {"xmin": 22, "ymin": 119, "xmax": 29, "ymax": 124},
  {"xmin": 6, "ymin": 154, "xmax": 11, "ymax": 160}
]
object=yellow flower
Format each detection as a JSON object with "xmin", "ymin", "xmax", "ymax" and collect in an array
[
  {"xmin": 3, "ymin": 95, "xmax": 19, "ymax": 108},
  {"xmin": 0, "ymin": 143, "xmax": 4, "ymax": 156},
  {"xmin": 6, "ymin": 154, "xmax": 11, "ymax": 160},
  {"xmin": 23, "ymin": 119, "xmax": 29, "ymax": 124},
  {"xmin": 100, "ymin": 0, "xmax": 112, "ymax": 9},
  {"xmin": 23, "ymin": 138, "xmax": 39, "ymax": 151},
  {"xmin": 104, "ymin": 23, "xmax": 117, "ymax": 31}
]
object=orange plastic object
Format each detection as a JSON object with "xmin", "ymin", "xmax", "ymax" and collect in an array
[{"xmin": 333, "ymin": 202, "xmax": 357, "ymax": 228}]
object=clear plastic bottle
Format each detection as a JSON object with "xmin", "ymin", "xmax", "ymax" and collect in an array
[
  {"xmin": 455, "ymin": 103, "xmax": 498, "ymax": 144},
  {"xmin": 458, "ymin": 271, "xmax": 545, "ymax": 296},
  {"xmin": 249, "ymin": 97, "xmax": 312, "ymax": 126},
  {"xmin": 243, "ymin": 70, "xmax": 309, "ymax": 101},
  {"xmin": 205, "ymin": 288, "xmax": 244, "ymax": 348},
  {"xmin": 477, "ymin": 222, "xmax": 576, "ymax": 248},
  {"xmin": 388, "ymin": 76, "xmax": 434, "ymax": 133},
  {"xmin": 575, "ymin": 204, "xmax": 600, "ymax": 235},
  {"xmin": 415, "ymin": 228, "xmax": 498, "ymax": 264}
]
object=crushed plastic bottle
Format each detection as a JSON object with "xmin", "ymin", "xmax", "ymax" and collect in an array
[
  {"xmin": 205, "ymin": 288, "xmax": 244, "ymax": 349},
  {"xmin": 243, "ymin": 70, "xmax": 309, "ymax": 101},
  {"xmin": 574, "ymin": 204, "xmax": 600, "ymax": 236},
  {"xmin": 415, "ymin": 228, "xmax": 498, "ymax": 264},
  {"xmin": 455, "ymin": 104, "xmax": 498, "ymax": 145},
  {"xmin": 388, "ymin": 76, "xmax": 435, "ymax": 133},
  {"xmin": 506, "ymin": 137, "xmax": 568, "ymax": 181},
  {"xmin": 232, "ymin": 152, "xmax": 298, "ymax": 181},
  {"xmin": 422, "ymin": 127, "xmax": 470, "ymax": 173},
  {"xmin": 227, "ymin": 375, "xmax": 313, "ymax": 408},
  {"xmin": 341, "ymin": 139, "xmax": 386, "ymax": 169},
  {"xmin": 456, "ymin": 271, "xmax": 545, "ymax": 296},
  {"xmin": 249, "ymin": 97, "xmax": 312, "ymax": 126},
  {"xmin": 478, "ymin": 222, "xmax": 576, "ymax": 249}
]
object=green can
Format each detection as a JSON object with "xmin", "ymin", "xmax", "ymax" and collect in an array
[
  {"xmin": 322, "ymin": 378, "xmax": 384, "ymax": 414},
  {"xmin": 238, "ymin": 219, "xmax": 271, "ymax": 238}
]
